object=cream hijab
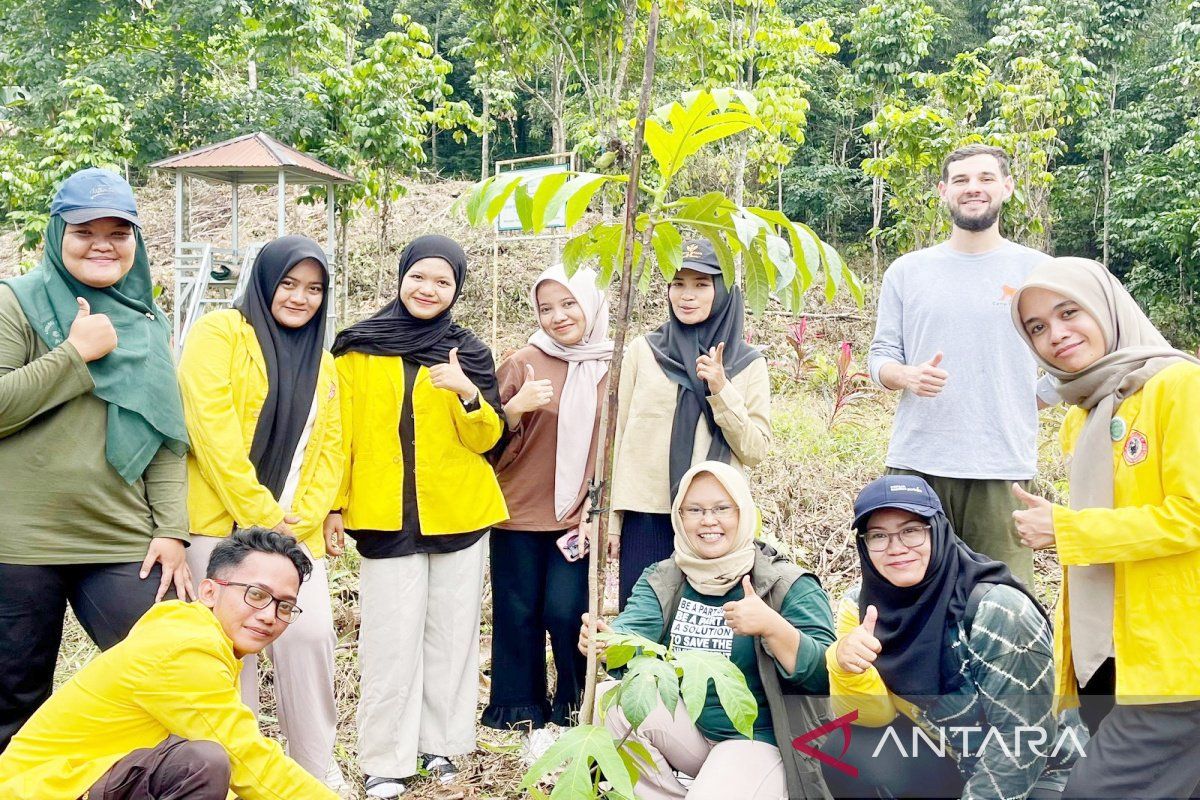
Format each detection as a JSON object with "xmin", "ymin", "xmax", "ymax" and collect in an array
[
  {"xmin": 671, "ymin": 461, "xmax": 759, "ymax": 596},
  {"xmin": 1011, "ymin": 256, "xmax": 1199, "ymax": 685},
  {"xmin": 527, "ymin": 265, "xmax": 613, "ymax": 520}
]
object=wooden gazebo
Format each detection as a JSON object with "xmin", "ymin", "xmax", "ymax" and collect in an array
[{"xmin": 150, "ymin": 133, "xmax": 355, "ymax": 352}]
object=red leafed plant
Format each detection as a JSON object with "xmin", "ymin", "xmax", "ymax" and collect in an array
[
  {"xmin": 780, "ymin": 316, "xmax": 820, "ymax": 381},
  {"xmin": 828, "ymin": 340, "xmax": 875, "ymax": 429}
]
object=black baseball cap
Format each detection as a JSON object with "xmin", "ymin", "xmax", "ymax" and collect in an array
[
  {"xmin": 851, "ymin": 475, "xmax": 943, "ymax": 531},
  {"xmin": 680, "ymin": 238, "xmax": 722, "ymax": 276}
]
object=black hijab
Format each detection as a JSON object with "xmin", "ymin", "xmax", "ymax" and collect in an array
[
  {"xmin": 857, "ymin": 511, "xmax": 1048, "ymax": 700},
  {"xmin": 237, "ymin": 235, "xmax": 329, "ymax": 500},
  {"xmin": 331, "ymin": 235, "xmax": 502, "ymax": 415},
  {"xmin": 645, "ymin": 273, "xmax": 763, "ymax": 498}
]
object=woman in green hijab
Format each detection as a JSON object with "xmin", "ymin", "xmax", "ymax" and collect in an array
[{"xmin": 0, "ymin": 168, "xmax": 190, "ymax": 751}]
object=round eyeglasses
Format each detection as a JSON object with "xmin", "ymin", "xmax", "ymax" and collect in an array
[
  {"xmin": 860, "ymin": 524, "xmax": 931, "ymax": 552},
  {"xmin": 211, "ymin": 579, "xmax": 303, "ymax": 623}
]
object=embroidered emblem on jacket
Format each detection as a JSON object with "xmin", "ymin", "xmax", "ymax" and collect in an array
[{"xmin": 1124, "ymin": 430, "xmax": 1148, "ymax": 465}]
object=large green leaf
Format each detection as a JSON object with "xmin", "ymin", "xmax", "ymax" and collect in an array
[
  {"xmin": 543, "ymin": 173, "xmax": 611, "ymax": 230},
  {"xmin": 676, "ymin": 651, "xmax": 759, "ymax": 738},
  {"xmin": 742, "ymin": 236, "xmax": 775, "ymax": 315},
  {"xmin": 518, "ymin": 724, "xmax": 636, "ymax": 799},
  {"xmin": 528, "ymin": 171, "xmax": 571, "ymax": 233},
  {"xmin": 482, "ymin": 171, "xmax": 525, "ymax": 223},
  {"xmin": 643, "ymin": 89, "xmax": 764, "ymax": 184},
  {"xmin": 651, "ymin": 221, "xmax": 683, "ymax": 279},
  {"xmin": 619, "ymin": 655, "xmax": 682, "ymax": 731}
]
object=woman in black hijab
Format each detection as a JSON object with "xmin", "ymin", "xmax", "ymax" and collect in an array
[
  {"xmin": 177, "ymin": 234, "xmax": 348, "ymax": 791},
  {"xmin": 331, "ymin": 235, "xmax": 508, "ymax": 798},
  {"xmin": 608, "ymin": 238, "xmax": 772, "ymax": 608},
  {"xmin": 821, "ymin": 474, "xmax": 1078, "ymax": 799}
]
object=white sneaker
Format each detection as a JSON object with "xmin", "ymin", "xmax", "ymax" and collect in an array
[{"xmin": 364, "ymin": 775, "xmax": 407, "ymax": 798}]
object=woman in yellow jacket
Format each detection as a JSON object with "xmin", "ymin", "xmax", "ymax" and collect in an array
[
  {"xmin": 330, "ymin": 234, "xmax": 507, "ymax": 799},
  {"xmin": 1011, "ymin": 257, "xmax": 1200, "ymax": 799},
  {"xmin": 177, "ymin": 235, "xmax": 346, "ymax": 793}
]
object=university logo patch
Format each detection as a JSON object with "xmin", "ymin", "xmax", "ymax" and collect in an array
[{"xmin": 1124, "ymin": 430, "xmax": 1148, "ymax": 465}]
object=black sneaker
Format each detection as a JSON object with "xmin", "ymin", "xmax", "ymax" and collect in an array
[{"xmin": 420, "ymin": 754, "xmax": 460, "ymax": 783}]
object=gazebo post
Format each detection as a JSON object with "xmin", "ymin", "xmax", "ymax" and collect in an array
[
  {"xmin": 174, "ymin": 172, "xmax": 184, "ymax": 248},
  {"xmin": 231, "ymin": 177, "xmax": 240, "ymax": 257},
  {"xmin": 276, "ymin": 170, "xmax": 286, "ymax": 237},
  {"xmin": 326, "ymin": 183, "xmax": 336, "ymax": 254}
]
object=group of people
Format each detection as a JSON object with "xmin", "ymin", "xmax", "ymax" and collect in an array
[{"xmin": 0, "ymin": 140, "xmax": 1192, "ymax": 800}]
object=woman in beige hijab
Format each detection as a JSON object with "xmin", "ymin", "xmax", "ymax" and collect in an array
[
  {"xmin": 579, "ymin": 461, "xmax": 834, "ymax": 799},
  {"xmin": 1011, "ymin": 256, "xmax": 1200, "ymax": 799}
]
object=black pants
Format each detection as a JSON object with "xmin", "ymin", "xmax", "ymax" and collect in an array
[
  {"xmin": 481, "ymin": 529, "xmax": 588, "ymax": 730},
  {"xmin": 0, "ymin": 561, "xmax": 170, "ymax": 751},
  {"xmin": 1077, "ymin": 657, "xmax": 1116, "ymax": 736},
  {"xmin": 820, "ymin": 718, "xmax": 1063, "ymax": 799},
  {"xmin": 617, "ymin": 511, "xmax": 674, "ymax": 610}
]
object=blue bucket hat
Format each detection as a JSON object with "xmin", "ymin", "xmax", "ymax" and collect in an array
[
  {"xmin": 851, "ymin": 474, "xmax": 943, "ymax": 532},
  {"xmin": 50, "ymin": 168, "xmax": 141, "ymax": 227}
]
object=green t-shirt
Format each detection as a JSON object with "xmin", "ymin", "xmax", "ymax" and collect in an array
[
  {"xmin": 612, "ymin": 566, "xmax": 834, "ymax": 745},
  {"xmin": 0, "ymin": 286, "xmax": 187, "ymax": 564}
]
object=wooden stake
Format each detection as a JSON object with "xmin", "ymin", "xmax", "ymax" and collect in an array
[{"xmin": 580, "ymin": 0, "xmax": 660, "ymax": 725}]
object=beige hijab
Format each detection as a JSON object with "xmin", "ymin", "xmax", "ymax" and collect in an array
[
  {"xmin": 1011, "ymin": 256, "xmax": 1199, "ymax": 685},
  {"xmin": 671, "ymin": 461, "xmax": 759, "ymax": 596}
]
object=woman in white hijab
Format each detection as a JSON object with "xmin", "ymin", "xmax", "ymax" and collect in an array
[
  {"xmin": 1011, "ymin": 256, "xmax": 1200, "ymax": 799},
  {"xmin": 484, "ymin": 265, "xmax": 612, "ymax": 737},
  {"xmin": 580, "ymin": 461, "xmax": 835, "ymax": 799}
]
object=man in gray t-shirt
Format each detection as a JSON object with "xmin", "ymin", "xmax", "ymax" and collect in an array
[{"xmin": 867, "ymin": 145, "xmax": 1057, "ymax": 587}]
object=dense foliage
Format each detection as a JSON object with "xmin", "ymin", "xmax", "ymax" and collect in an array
[{"xmin": 0, "ymin": 0, "xmax": 1196, "ymax": 342}]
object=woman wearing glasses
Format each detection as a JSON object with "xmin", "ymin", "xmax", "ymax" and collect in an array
[
  {"xmin": 177, "ymin": 236, "xmax": 346, "ymax": 793},
  {"xmin": 823, "ymin": 474, "xmax": 1078, "ymax": 799},
  {"xmin": 580, "ymin": 461, "xmax": 834, "ymax": 799}
]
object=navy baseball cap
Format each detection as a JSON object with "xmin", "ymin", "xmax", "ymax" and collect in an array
[
  {"xmin": 50, "ymin": 168, "xmax": 141, "ymax": 227},
  {"xmin": 852, "ymin": 475, "xmax": 943, "ymax": 531},
  {"xmin": 680, "ymin": 238, "xmax": 722, "ymax": 276}
]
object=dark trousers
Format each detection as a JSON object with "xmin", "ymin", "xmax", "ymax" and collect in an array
[
  {"xmin": 820, "ymin": 718, "xmax": 1062, "ymax": 799},
  {"xmin": 0, "ymin": 561, "xmax": 170, "ymax": 751},
  {"xmin": 88, "ymin": 735, "xmax": 231, "ymax": 800},
  {"xmin": 617, "ymin": 511, "xmax": 674, "ymax": 610},
  {"xmin": 1077, "ymin": 657, "xmax": 1117, "ymax": 736},
  {"xmin": 482, "ymin": 529, "xmax": 589, "ymax": 730},
  {"xmin": 1065, "ymin": 693, "xmax": 1200, "ymax": 799}
]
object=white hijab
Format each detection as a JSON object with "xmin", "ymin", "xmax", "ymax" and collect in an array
[{"xmin": 528, "ymin": 265, "xmax": 613, "ymax": 520}]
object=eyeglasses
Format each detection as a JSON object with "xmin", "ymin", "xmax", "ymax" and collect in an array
[
  {"xmin": 678, "ymin": 504, "xmax": 739, "ymax": 521},
  {"xmin": 860, "ymin": 524, "xmax": 931, "ymax": 552},
  {"xmin": 211, "ymin": 579, "xmax": 303, "ymax": 624}
]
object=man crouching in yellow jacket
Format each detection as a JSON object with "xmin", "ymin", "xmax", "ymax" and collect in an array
[{"xmin": 0, "ymin": 527, "xmax": 340, "ymax": 800}]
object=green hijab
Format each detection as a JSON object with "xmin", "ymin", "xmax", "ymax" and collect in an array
[{"xmin": 0, "ymin": 215, "xmax": 188, "ymax": 483}]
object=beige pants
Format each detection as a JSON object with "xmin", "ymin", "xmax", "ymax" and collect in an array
[
  {"xmin": 187, "ymin": 535, "xmax": 344, "ymax": 788},
  {"xmin": 598, "ymin": 680, "xmax": 787, "ymax": 800},
  {"xmin": 356, "ymin": 536, "xmax": 488, "ymax": 778}
]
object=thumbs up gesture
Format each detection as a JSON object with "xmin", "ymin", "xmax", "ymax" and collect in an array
[
  {"xmin": 1011, "ymin": 483, "xmax": 1056, "ymax": 550},
  {"xmin": 904, "ymin": 351, "xmax": 948, "ymax": 397},
  {"xmin": 507, "ymin": 362, "xmax": 555, "ymax": 415},
  {"xmin": 723, "ymin": 575, "xmax": 779, "ymax": 637},
  {"xmin": 835, "ymin": 604, "xmax": 882, "ymax": 674},
  {"xmin": 696, "ymin": 341, "xmax": 728, "ymax": 393},
  {"xmin": 428, "ymin": 347, "xmax": 479, "ymax": 403},
  {"xmin": 66, "ymin": 297, "xmax": 118, "ymax": 362}
]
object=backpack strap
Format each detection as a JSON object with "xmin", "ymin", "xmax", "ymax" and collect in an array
[{"xmin": 963, "ymin": 581, "xmax": 994, "ymax": 637}]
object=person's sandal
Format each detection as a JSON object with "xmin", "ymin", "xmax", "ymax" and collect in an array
[
  {"xmin": 420, "ymin": 754, "xmax": 460, "ymax": 783},
  {"xmin": 364, "ymin": 775, "xmax": 407, "ymax": 798}
]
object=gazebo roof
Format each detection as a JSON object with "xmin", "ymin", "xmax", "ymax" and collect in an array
[{"xmin": 150, "ymin": 132, "xmax": 355, "ymax": 185}]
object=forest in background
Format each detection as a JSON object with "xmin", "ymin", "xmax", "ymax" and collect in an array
[{"xmin": 0, "ymin": 0, "xmax": 1197, "ymax": 343}]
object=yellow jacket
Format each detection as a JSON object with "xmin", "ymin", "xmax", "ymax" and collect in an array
[
  {"xmin": 1052, "ymin": 360, "xmax": 1200, "ymax": 707},
  {"xmin": 178, "ymin": 310, "xmax": 343, "ymax": 559},
  {"xmin": 335, "ymin": 351, "xmax": 507, "ymax": 534},
  {"xmin": 0, "ymin": 601, "xmax": 337, "ymax": 800}
]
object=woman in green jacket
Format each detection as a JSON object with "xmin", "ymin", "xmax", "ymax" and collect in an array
[{"xmin": 0, "ymin": 168, "xmax": 189, "ymax": 750}]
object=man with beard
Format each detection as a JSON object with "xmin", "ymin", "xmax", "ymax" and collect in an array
[{"xmin": 866, "ymin": 144, "xmax": 1058, "ymax": 588}]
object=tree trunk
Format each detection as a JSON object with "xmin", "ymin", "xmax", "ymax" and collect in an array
[
  {"xmin": 1101, "ymin": 69, "xmax": 1118, "ymax": 267},
  {"xmin": 430, "ymin": 11, "xmax": 442, "ymax": 174},
  {"xmin": 871, "ymin": 131, "xmax": 883, "ymax": 280},
  {"xmin": 551, "ymin": 49, "xmax": 568, "ymax": 152},
  {"xmin": 580, "ymin": 0, "xmax": 661, "ymax": 726},
  {"xmin": 481, "ymin": 85, "xmax": 491, "ymax": 182}
]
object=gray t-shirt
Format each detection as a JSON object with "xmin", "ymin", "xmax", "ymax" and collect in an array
[{"xmin": 867, "ymin": 240, "xmax": 1047, "ymax": 480}]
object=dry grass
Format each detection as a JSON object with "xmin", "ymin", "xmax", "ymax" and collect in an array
[{"xmin": 6, "ymin": 176, "xmax": 1067, "ymax": 798}]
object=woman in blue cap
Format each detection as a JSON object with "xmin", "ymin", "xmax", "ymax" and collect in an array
[
  {"xmin": 608, "ymin": 238, "xmax": 771, "ymax": 608},
  {"xmin": 821, "ymin": 474, "xmax": 1079, "ymax": 799},
  {"xmin": 0, "ymin": 168, "xmax": 190, "ymax": 750}
]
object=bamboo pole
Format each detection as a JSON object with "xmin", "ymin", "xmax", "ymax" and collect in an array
[{"xmin": 580, "ymin": 0, "xmax": 661, "ymax": 726}]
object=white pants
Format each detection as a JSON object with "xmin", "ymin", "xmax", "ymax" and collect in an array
[
  {"xmin": 356, "ymin": 536, "xmax": 488, "ymax": 778},
  {"xmin": 598, "ymin": 680, "xmax": 788, "ymax": 800},
  {"xmin": 187, "ymin": 535, "xmax": 344, "ymax": 788}
]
